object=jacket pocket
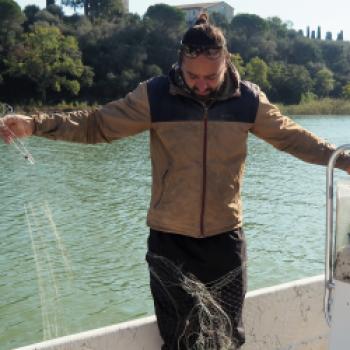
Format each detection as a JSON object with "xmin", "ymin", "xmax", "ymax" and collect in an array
[{"xmin": 153, "ymin": 168, "xmax": 169, "ymax": 209}]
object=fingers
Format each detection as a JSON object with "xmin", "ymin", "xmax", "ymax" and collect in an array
[
  {"xmin": 0, "ymin": 114, "xmax": 33, "ymax": 142},
  {"xmin": 0, "ymin": 116, "xmax": 13, "ymax": 141},
  {"xmin": 0, "ymin": 130, "xmax": 13, "ymax": 144},
  {"xmin": 0, "ymin": 117, "xmax": 13, "ymax": 143}
]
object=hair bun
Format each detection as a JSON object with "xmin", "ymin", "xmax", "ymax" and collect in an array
[{"xmin": 195, "ymin": 13, "xmax": 209, "ymax": 25}]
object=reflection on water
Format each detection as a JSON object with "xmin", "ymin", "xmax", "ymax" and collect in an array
[{"xmin": 1, "ymin": 115, "xmax": 349, "ymax": 349}]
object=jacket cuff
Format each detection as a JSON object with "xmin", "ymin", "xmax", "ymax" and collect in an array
[{"xmin": 335, "ymin": 153, "xmax": 350, "ymax": 172}]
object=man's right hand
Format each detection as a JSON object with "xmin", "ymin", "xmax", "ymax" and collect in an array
[{"xmin": 0, "ymin": 115, "xmax": 34, "ymax": 144}]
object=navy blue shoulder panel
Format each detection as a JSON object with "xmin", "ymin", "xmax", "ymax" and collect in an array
[
  {"xmin": 147, "ymin": 77, "xmax": 260, "ymax": 123},
  {"xmin": 147, "ymin": 76, "xmax": 203, "ymax": 123}
]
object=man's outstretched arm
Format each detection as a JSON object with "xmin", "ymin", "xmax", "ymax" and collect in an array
[
  {"xmin": 0, "ymin": 82, "xmax": 151, "ymax": 145},
  {"xmin": 251, "ymin": 92, "xmax": 350, "ymax": 175}
]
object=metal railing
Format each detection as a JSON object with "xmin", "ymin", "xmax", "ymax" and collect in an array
[{"xmin": 325, "ymin": 145, "xmax": 350, "ymax": 325}]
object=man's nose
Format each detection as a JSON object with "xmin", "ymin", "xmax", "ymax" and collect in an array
[{"xmin": 195, "ymin": 79, "xmax": 208, "ymax": 92}]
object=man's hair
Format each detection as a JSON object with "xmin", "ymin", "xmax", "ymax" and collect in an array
[{"xmin": 179, "ymin": 13, "xmax": 228, "ymax": 64}]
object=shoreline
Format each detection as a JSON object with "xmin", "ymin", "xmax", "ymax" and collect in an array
[
  {"xmin": 277, "ymin": 98, "xmax": 350, "ymax": 116},
  {"xmin": 10, "ymin": 98, "xmax": 350, "ymax": 117}
]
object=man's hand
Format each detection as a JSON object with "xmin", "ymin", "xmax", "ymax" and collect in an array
[{"xmin": 0, "ymin": 114, "xmax": 34, "ymax": 144}]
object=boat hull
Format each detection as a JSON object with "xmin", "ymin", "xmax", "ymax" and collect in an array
[{"xmin": 13, "ymin": 275, "xmax": 328, "ymax": 350}]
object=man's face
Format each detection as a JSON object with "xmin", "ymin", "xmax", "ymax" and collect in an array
[{"xmin": 181, "ymin": 54, "xmax": 227, "ymax": 98}]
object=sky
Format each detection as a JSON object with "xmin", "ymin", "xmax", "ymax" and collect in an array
[{"xmin": 16, "ymin": 0, "xmax": 350, "ymax": 40}]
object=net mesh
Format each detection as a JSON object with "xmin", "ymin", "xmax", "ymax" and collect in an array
[{"xmin": 147, "ymin": 252, "xmax": 245, "ymax": 350}]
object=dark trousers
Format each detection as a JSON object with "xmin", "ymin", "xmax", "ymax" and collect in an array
[{"xmin": 146, "ymin": 228, "xmax": 247, "ymax": 350}]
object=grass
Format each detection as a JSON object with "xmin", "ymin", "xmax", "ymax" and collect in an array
[
  {"xmin": 277, "ymin": 98, "xmax": 350, "ymax": 116},
  {"xmin": 13, "ymin": 101, "xmax": 98, "ymax": 114}
]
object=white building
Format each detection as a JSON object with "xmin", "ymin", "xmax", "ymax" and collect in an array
[
  {"xmin": 175, "ymin": 2, "xmax": 234, "ymax": 25},
  {"xmin": 123, "ymin": 0, "xmax": 129, "ymax": 12}
]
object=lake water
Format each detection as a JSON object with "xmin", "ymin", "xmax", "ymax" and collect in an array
[{"xmin": 1, "ymin": 115, "xmax": 350, "ymax": 349}]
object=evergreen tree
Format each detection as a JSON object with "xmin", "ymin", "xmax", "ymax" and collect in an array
[
  {"xmin": 326, "ymin": 31, "xmax": 333, "ymax": 40},
  {"xmin": 337, "ymin": 30, "xmax": 344, "ymax": 41},
  {"xmin": 317, "ymin": 26, "xmax": 321, "ymax": 40},
  {"xmin": 306, "ymin": 26, "xmax": 310, "ymax": 38}
]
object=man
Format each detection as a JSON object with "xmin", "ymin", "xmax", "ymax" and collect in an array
[{"xmin": 1, "ymin": 14, "xmax": 350, "ymax": 349}]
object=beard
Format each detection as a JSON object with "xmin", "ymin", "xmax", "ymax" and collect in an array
[{"xmin": 190, "ymin": 86, "xmax": 217, "ymax": 100}]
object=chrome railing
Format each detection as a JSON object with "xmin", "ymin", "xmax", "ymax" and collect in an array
[{"xmin": 325, "ymin": 145, "xmax": 350, "ymax": 326}]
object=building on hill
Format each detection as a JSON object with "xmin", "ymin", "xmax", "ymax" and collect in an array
[
  {"xmin": 123, "ymin": 0, "xmax": 129, "ymax": 12},
  {"xmin": 175, "ymin": 2, "xmax": 234, "ymax": 25}
]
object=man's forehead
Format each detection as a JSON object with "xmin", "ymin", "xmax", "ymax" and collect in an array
[{"xmin": 182, "ymin": 57, "xmax": 226, "ymax": 76}]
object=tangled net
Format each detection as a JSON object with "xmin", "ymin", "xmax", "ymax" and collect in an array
[{"xmin": 147, "ymin": 252, "xmax": 246, "ymax": 350}]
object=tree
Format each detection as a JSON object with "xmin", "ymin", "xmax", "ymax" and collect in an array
[
  {"xmin": 91, "ymin": 0, "xmax": 124, "ymax": 19},
  {"xmin": 23, "ymin": 4, "xmax": 40, "ymax": 29},
  {"xmin": 61, "ymin": 0, "xmax": 82, "ymax": 12},
  {"xmin": 210, "ymin": 12, "xmax": 229, "ymax": 30},
  {"xmin": 337, "ymin": 30, "xmax": 344, "ymax": 41},
  {"xmin": 143, "ymin": 5, "xmax": 185, "ymax": 73},
  {"xmin": 245, "ymin": 57, "xmax": 270, "ymax": 90},
  {"xmin": 230, "ymin": 53, "xmax": 245, "ymax": 77},
  {"xmin": 231, "ymin": 14, "xmax": 267, "ymax": 39},
  {"xmin": 317, "ymin": 26, "xmax": 321, "ymax": 40},
  {"xmin": 342, "ymin": 83, "xmax": 350, "ymax": 99},
  {"xmin": 0, "ymin": 0, "xmax": 24, "ymax": 84},
  {"xmin": 289, "ymin": 37, "xmax": 322, "ymax": 65},
  {"xmin": 0, "ymin": 0, "xmax": 24, "ymax": 37},
  {"xmin": 268, "ymin": 62, "xmax": 313, "ymax": 104},
  {"xmin": 144, "ymin": 4, "xmax": 185, "ymax": 33},
  {"xmin": 325, "ymin": 32, "xmax": 333, "ymax": 40},
  {"xmin": 6, "ymin": 26, "xmax": 92, "ymax": 101},
  {"xmin": 321, "ymin": 42, "xmax": 347, "ymax": 74},
  {"xmin": 62, "ymin": 0, "xmax": 124, "ymax": 20},
  {"xmin": 306, "ymin": 26, "xmax": 310, "ymax": 38},
  {"xmin": 79, "ymin": 19, "xmax": 150, "ymax": 100},
  {"xmin": 46, "ymin": 4, "xmax": 64, "ymax": 18},
  {"xmin": 266, "ymin": 17, "xmax": 288, "ymax": 38},
  {"xmin": 314, "ymin": 68, "xmax": 335, "ymax": 97},
  {"xmin": 33, "ymin": 9, "xmax": 61, "ymax": 26}
]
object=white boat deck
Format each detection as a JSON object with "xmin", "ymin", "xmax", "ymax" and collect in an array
[{"xmin": 14, "ymin": 275, "xmax": 329, "ymax": 350}]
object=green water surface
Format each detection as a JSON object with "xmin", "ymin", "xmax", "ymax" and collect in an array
[{"xmin": 1, "ymin": 115, "xmax": 349, "ymax": 349}]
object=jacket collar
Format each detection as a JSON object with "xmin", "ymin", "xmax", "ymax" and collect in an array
[{"xmin": 168, "ymin": 60, "xmax": 241, "ymax": 103}]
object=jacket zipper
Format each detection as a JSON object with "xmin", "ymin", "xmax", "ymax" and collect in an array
[{"xmin": 200, "ymin": 105, "xmax": 209, "ymax": 237}]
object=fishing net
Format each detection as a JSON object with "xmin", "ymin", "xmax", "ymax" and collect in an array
[
  {"xmin": 147, "ymin": 252, "xmax": 246, "ymax": 350},
  {"xmin": 24, "ymin": 201, "xmax": 74, "ymax": 340}
]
